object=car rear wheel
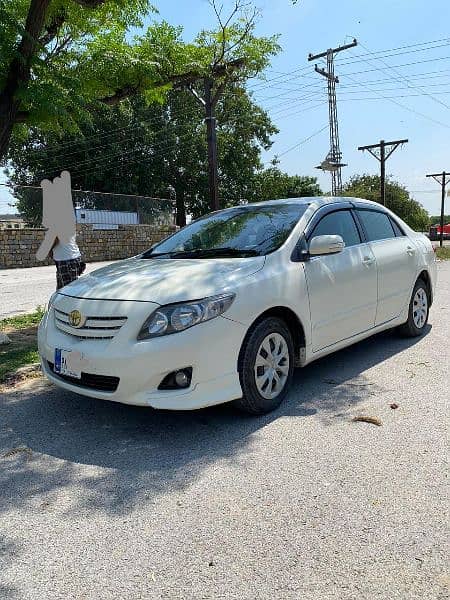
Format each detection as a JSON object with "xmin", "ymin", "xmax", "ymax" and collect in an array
[
  {"xmin": 234, "ymin": 317, "xmax": 295, "ymax": 415},
  {"xmin": 397, "ymin": 279, "xmax": 429, "ymax": 337}
]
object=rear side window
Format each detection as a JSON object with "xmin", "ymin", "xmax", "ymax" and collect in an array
[
  {"xmin": 311, "ymin": 210, "xmax": 361, "ymax": 247},
  {"xmin": 357, "ymin": 210, "xmax": 395, "ymax": 241}
]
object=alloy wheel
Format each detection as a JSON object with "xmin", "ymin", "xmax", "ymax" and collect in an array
[
  {"xmin": 254, "ymin": 332, "xmax": 290, "ymax": 400},
  {"xmin": 412, "ymin": 287, "xmax": 428, "ymax": 329}
]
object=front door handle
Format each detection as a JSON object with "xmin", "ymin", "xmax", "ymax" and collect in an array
[
  {"xmin": 362, "ymin": 256, "xmax": 375, "ymax": 266},
  {"xmin": 406, "ymin": 246, "xmax": 416, "ymax": 256}
]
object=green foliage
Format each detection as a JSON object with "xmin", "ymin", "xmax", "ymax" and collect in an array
[
  {"xmin": 342, "ymin": 174, "xmax": 429, "ymax": 231},
  {"xmin": 250, "ymin": 166, "xmax": 322, "ymax": 202},
  {"xmin": 1, "ymin": 0, "xmax": 280, "ymax": 160},
  {"xmin": 6, "ymin": 86, "xmax": 280, "ymax": 222},
  {"xmin": 1, "ymin": 1, "xmax": 163, "ymax": 134},
  {"xmin": 430, "ymin": 215, "xmax": 450, "ymax": 225}
]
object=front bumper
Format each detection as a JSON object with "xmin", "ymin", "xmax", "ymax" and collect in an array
[{"xmin": 38, "ymin": 297, "xmax": 246, "ymax": 410}]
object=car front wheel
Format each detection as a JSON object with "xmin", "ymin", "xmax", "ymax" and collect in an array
[
  {"xmin": 235, "ymin": 317, "xmax": 295, "ymax": 415},
  {"xmin": 398, "ymin": 279, "xmax": 430, "ymax": 337}
]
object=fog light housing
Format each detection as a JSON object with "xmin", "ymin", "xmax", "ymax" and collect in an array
[{"xmin": 158, "ymin": 367, "xmax": 193, "ymax": 390}]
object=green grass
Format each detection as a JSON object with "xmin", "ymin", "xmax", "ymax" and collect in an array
[
  {"xmin": 0, "ymin": 307, "xmax": 44, "ymax": 384},
  {"xmin": 0, "ymin": 347, "xmax": 40, "ymax": 383},
  {"xmin": 435, "ymin": 246, "xmax": 450, "ymax": 260},
  {"xmin": 0, "ymin": 306, "xmax": 44, "ymax": 331}
]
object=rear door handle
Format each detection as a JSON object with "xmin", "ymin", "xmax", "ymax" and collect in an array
[
  {"xmin": 362, "ymin": 256, "xmax": 375, "ymax": 266},
  {"xmin": 406, "ymin": 246, "xmax": 416, "ymax": 256}
]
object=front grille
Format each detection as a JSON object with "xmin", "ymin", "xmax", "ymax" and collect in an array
[
  {"xmin": 47, "ymin": 361, "xmax": 119, "ymax": 392},
  {"xmin": 54, "ymin": 308, "xmax": 127, "ymax": 339}
]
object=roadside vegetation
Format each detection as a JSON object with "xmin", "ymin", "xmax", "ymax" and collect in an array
[
  {"xmin": 0, "ymin": 308, "xmax": 44, "ymax": 384},
  {"xmin": 435, "ymin": 246, "xmax": 450, "ymax": 260}
]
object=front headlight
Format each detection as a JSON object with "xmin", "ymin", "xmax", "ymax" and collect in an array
[{"xmin": 137, "ymin": 293, "xmax": 235, "ymax": 340}]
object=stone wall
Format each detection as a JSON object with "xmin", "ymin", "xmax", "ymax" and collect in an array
[{"xmin": 0, "ymin": 223, "xmax": 176, "ymax": 269}]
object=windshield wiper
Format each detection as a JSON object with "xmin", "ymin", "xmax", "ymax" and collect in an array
[{"xmin": 141, "ymin": 247, "xmax": 260, "ymax": 259}]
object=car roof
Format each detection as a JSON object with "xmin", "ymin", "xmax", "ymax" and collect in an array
[{"xmin": 241, "ymin": 196, "xmax": 380, "ymax": 209}]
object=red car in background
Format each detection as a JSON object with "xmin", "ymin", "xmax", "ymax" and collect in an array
[{"xmin": 429, "ymin": 223, "xmax": 450, "ymax": 241}]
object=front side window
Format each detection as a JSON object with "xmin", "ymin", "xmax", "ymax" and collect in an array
[
  {"xmin": 311, "ymin": 210, "xmax": 361, "ymax": 247},
  {"xmin": 143, "ymin": 203, "xmax": 309, "ymax": 259},
  {"xmin": 357, "ymin": 210, "xmax": 395, "ymax": 241}
]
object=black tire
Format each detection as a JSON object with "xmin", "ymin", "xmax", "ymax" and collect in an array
[
  {"xmin": 397, "ymin": 278, "xmax": 430, "ymax": 337},
  {"xmin": 234, "ymin": 317, "xmax": 295, "ymax": 415}
]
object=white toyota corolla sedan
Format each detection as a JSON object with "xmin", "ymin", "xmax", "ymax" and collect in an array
[{"xmin": 38, "ymin": 197, "xmax": 437, "ymax": 414}]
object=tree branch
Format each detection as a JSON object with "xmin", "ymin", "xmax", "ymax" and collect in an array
[
  {"xmin": 39, "ymin": 10, "xmax": 66, "ymax": 46},
  {"xmin": 15, "ymin": 111, "xmax": 30, "ymax": 123},
  {"xmin": 100, "ymin": 84, "xmax": 140, "ymax": 105},
  {"xmin": 71, "ymin": 0, "xmax": 106, "ymax": 7}
]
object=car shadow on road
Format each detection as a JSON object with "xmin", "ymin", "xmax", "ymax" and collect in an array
[{"xmin": 0, "ymin": 326, "xmax": 430, "ymax": 517}]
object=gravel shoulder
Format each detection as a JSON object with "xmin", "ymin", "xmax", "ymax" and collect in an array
[{"xmin": 0, "ymin": 262, "xmax": 449, "ymax": 600}]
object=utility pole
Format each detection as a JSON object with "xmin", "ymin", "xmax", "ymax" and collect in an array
[
  {"xmin": 183, "ymin": 60, "xmax": 244, "ymax": 213},
  {"xmin": 308, "ymin": 39, "xmax": 357, "ymax": 196},
  {"xmin": 204, "ymin": 79, "xmax": 219, "ymax": 212},
  {"xmin": 358, "ymin": 139, "xmax": 408, "ymax": 206},
  {"xmin": 426, "ymin": 171, "xmax": 450, "ymax": 247}
]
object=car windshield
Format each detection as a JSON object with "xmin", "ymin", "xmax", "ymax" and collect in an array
[{"xmin": 142, "ymin": 203, "xmax": 308, "ymax": 259}]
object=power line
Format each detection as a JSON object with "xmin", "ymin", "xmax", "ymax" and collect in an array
[
  {"xmin": 256, "ymin": 55, "xmax": 450, "ymax": 93},
  {"xmin": 342, "ymin": 72, "xmax": 450, "ymax": 129},
  {"xmin": 256, "ymin": 71, "xmax": 450, "ymax": 99},
  {"xmin": 339, "ymin": 55, "xmax": 450, "ymax": 76},
  {"xmin": 356, "ymin": 41, "xmax": 450, "ymax": 110},
  {"xmin": 336, "ymin": 36, "xmax": 450, "ymax": 58},
  {"xmin": 275, "ymin": 125, "xmax": 329, "ymax": 158},
  {"xmin": 335, "ymin": 40, "xmax": 450, "ymax": 65},
  {"xmin": 249, "ymin": 41, "xmax": 450, "ymax": 94},
  {"xmin": 28, "ymin": 109, "xmax": 195, "ymax": 157},
  {"xmin": 0, "ymin": 182, "xmax": 171, "ymax": 202}
]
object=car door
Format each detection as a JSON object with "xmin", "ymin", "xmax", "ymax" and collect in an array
[
  {"xmin": 303, "ymin": 208, "xmax": 378, "ymax": 352},
  {"xmin": 355, "ymin": 209, "xmax": 418, "ymax": 326}
]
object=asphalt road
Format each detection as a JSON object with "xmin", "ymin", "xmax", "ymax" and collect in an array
[
  {"xmin": 0, "ymin": 263, "xmax": 449, "ymax": 600},
  {"xmin": 0, "ymin": 262, "xmax": 113, "ymax": 319}
]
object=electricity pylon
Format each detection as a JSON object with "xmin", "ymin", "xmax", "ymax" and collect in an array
[{"xmin": 308, "ymin": 39, "xmax": 357, "ymax": 196}]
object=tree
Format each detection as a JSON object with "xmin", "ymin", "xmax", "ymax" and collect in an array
[
  {"xmin": 1, "ymin": 0, "xmax": 174, "ymax": 160},
  {"xmin": 0, "ymin": 0, "xmax": 279, "ymax": 165},
  {"xmin": 250, "ymin": 166, "xmax": 322, "ymax": 202},
  {"xmin": 6, "ymin": 84, "xmax": 279, "ymax": 225},
  {"xmin": 430, "ymin": 214, "xmax": 450, "ymax": 225},
  {"xmin": 342, "ymin": 174, "xmax": 429, "ymax": 231}
]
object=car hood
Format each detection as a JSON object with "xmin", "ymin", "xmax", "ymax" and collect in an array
[{"xmin": 59, "ymin": 255, "xmax": 266, "ymax": 303}]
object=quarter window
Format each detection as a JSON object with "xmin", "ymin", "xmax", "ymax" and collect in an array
[
  {"xmin": 311, "ymin": 210, "xmax": 361, "ymax": 247},
  {"xmin": 357, "ymin": 210, "xmax": 395, "ymax": 241},
  {"xmin": 390, "ymin": 217, "xmax": 405, "ymax": 237}
]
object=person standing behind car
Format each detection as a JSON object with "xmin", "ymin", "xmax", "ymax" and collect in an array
[
  {"xmin": 36, "ymin": 170, "xmax": 86, "ymax": 289},
  {"xmin": 51, "ymin": 230, "xmax": 86, "ymax": 290}
]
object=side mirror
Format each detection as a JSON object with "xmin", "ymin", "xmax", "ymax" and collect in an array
[{"xmin": 309, "ymin": 234, "xmax": 345, "ymax": 256}]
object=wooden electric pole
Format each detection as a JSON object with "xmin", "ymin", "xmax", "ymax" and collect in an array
[
  {"xmin": 185, "ymin": 60, "xmax": 244, "ymax": 213},
  {"xmin": 204, "ymin": 79, "xmax": 219, "ymax": 212},
  {"xmin": 358, "ymin": 138, "xmax": 408, "ymax": 206},
  {"xmin": 426, "ymin": 171, "xmax": 450, "ymax": 247}
]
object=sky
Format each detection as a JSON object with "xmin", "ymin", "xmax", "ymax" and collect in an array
[{"xmin": 1, "ymin": 0, "xmax": 449, "ymax": 216}]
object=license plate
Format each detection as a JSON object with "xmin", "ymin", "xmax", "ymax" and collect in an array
[{"xmin": 54, "ymin": 348, "xmax": 83, "ymax": 379}]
